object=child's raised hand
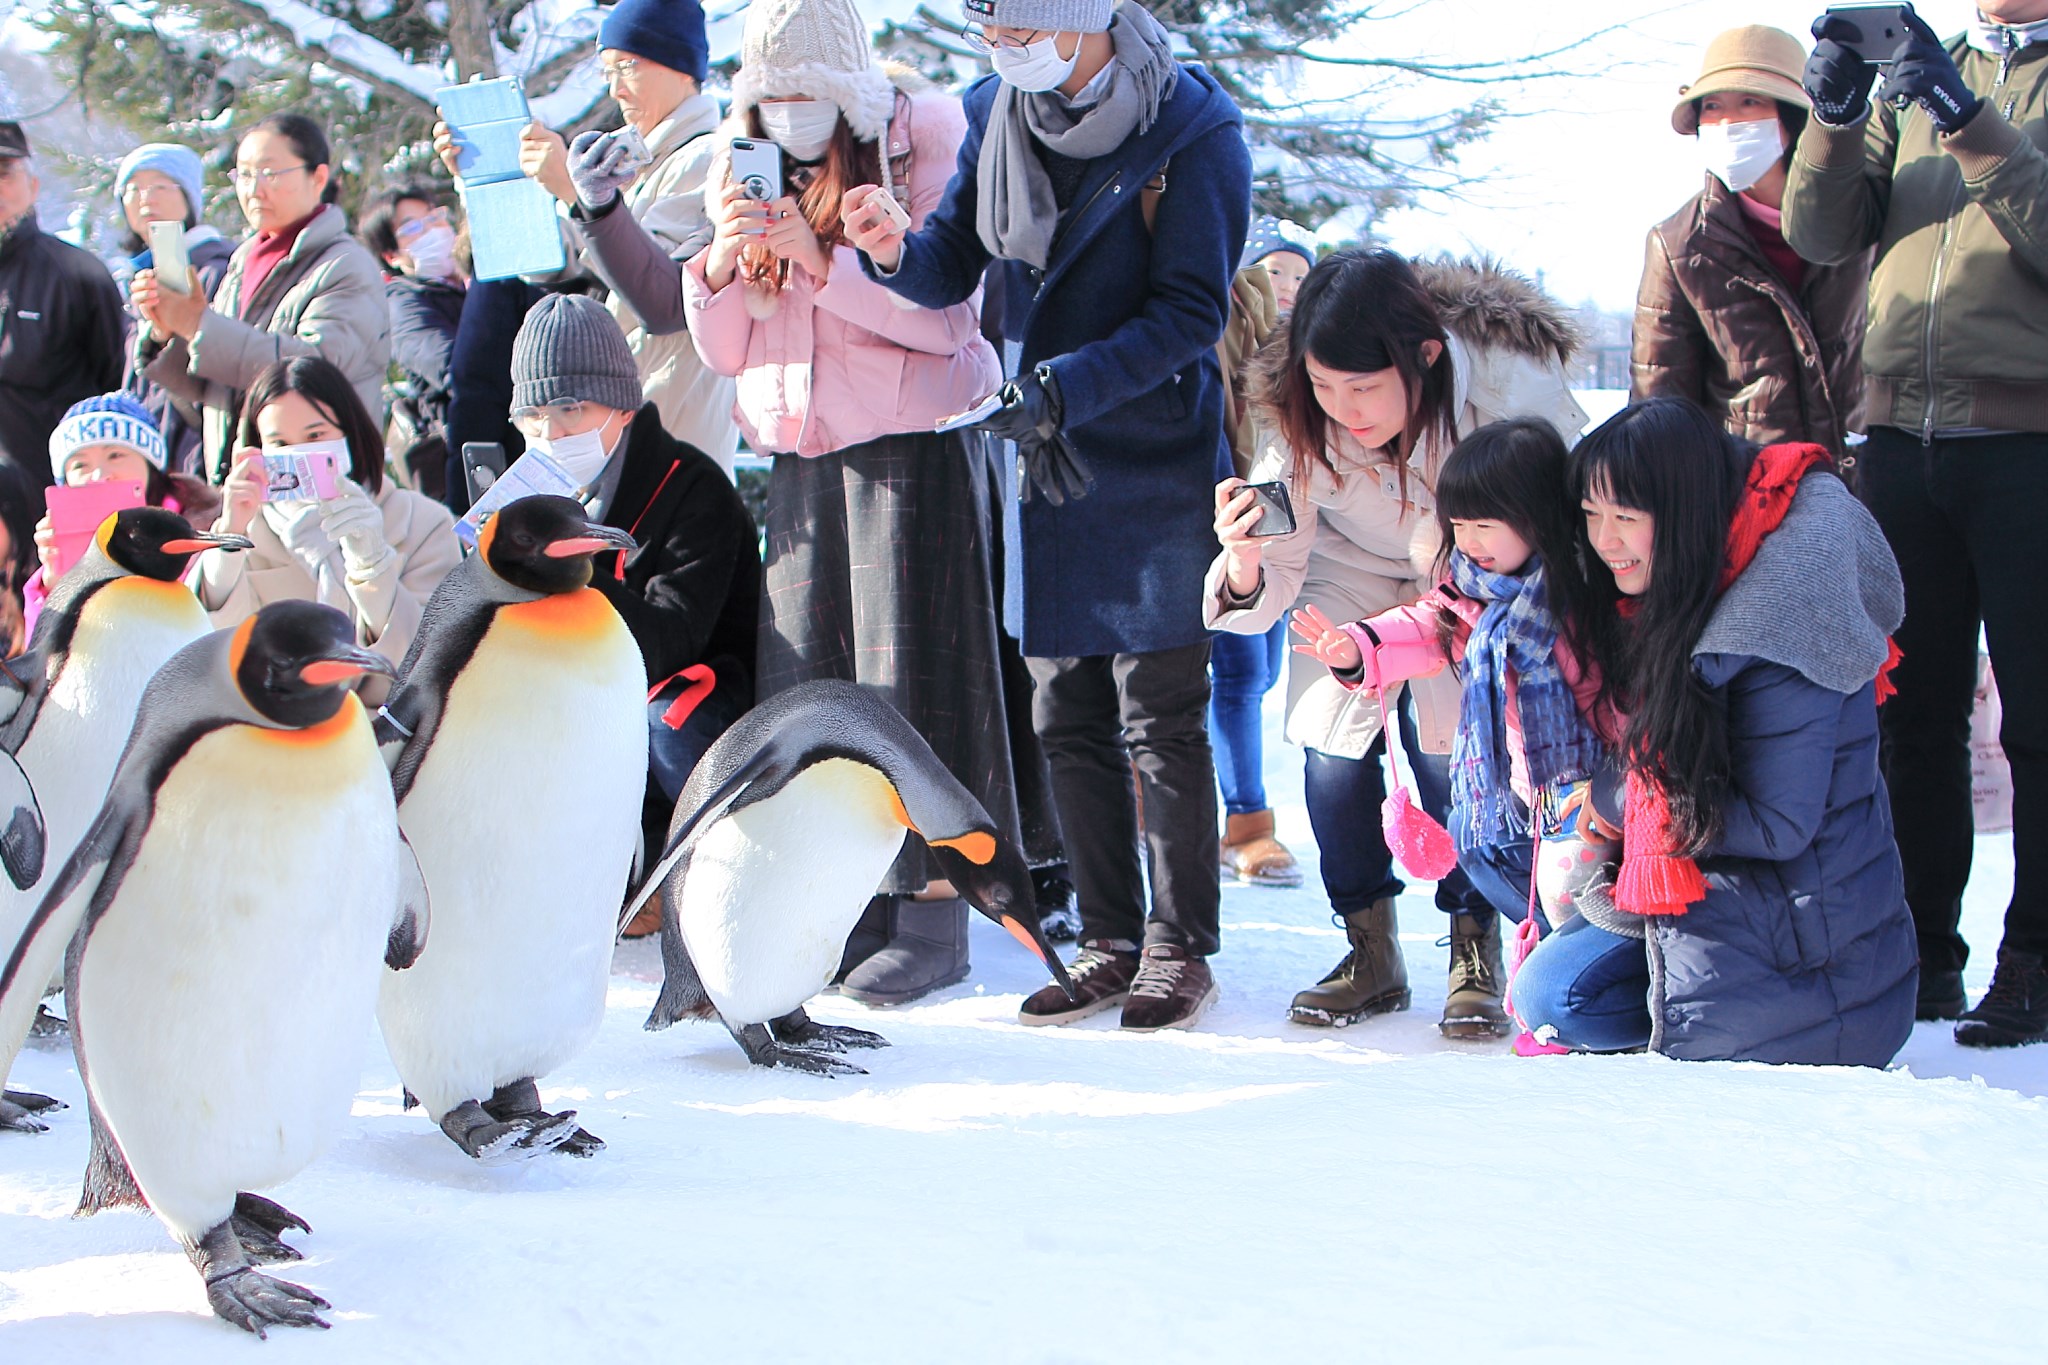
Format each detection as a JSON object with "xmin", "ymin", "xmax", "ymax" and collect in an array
[{"xmin": 1289, "ymin": 603, "xmax": 1364, "ymax": 674}]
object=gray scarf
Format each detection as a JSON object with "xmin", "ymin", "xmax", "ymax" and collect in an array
[{"xmin": 976, "ymin": 2, "xmax": 1179, "ymax": 268}]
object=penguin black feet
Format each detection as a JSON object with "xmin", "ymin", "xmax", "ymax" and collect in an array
[
  {"xmin": 189, "ymin": 1219, "xmax": 330, "ymax": 1338},
  {"xmin": 482, "ymin": 1079, "xmax": 606, "ymax": 1159},
  {"xmin": 770, "ymin": 1008, "xmax": 891, "ymax": 1055},
  {"xmin": 731, "ymin": 1020, "xmax": 869, "ymax": 1076},
  {"xmin": 231, "ymin": 1192, "xmax": 312, "ymax": 1265},
  {"xmin": 440, "ymin": 1098, "xmax": 579, "ymax": 1165},
  {"xmin": 1, "ymin": 1088, "xmax": 64, "ymax": 1133}
]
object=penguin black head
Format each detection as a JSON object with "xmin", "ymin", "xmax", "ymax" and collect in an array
[
  {"xmin": 100, "ymin": 507, "xmax": 253, "ymax": 582},
  {"xmin": 479, "ymin": 495, "xmax": 637, "ymax": 595},
  {"xmin": 929, "ymin": 834, "xmax": 1076, "ymax": 1000},
  {"xmin": 230, "ymin": 600, "xmax": 397, "ymax": 729}
]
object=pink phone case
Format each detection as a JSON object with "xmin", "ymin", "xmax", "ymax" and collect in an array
[
  {"xmin": 255, "ymin": 449, "xmax": 343, "ymax": 502},
  {"xmin": 46, "ymin": 480, "xmax": 148, "ymax": 582}
]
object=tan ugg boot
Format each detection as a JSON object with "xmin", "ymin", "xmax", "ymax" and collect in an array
[{"xmin": 1220, "ymin": 809, "xmax": 1304, "ymax": 888}]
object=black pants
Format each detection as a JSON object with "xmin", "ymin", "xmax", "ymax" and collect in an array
[
  {"xmin": 1026, "ymin": 643, "xmax": 1221, "ymax": 957},
  {"xmin": 1861, "ymin": 426, "xmax": 2048, "ymax": 971}
]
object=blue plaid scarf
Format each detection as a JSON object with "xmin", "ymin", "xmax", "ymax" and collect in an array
[{"xmin": 1447, "ymin": 550, "xmax": 1606, "ymax": 851}]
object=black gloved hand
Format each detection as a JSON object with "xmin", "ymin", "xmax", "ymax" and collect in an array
[
  {"xmin": 1877, "ymin": 8, "xmax": 1983, "ymax": 134},
  {"xmin": 1805, "ymin": 14, "xmax": 1881, "ymax": 126},
  {"xmin": 977, "ymin": 364, "xmax": 1095, "ymax": 506}
]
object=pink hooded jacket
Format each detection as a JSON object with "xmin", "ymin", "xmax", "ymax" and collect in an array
[
  {"xmin": 1338, "ymin": 584, "xmax": 1614, "ymax": 805},
  {"xmin": 679, "ymin": 90, "xmax": 1000, "ymax": 457}
]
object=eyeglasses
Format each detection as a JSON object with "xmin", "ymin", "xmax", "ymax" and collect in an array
[
  {"xmin": 232, "ymin": 164, "xmax": 310, "ymax": 189},
  {"xmin": 601, "ymin": 57, "xmax": 643, "ymax": 83},
  {"xmin": 121, "ymin": 181, "xmax": 187, "ymax": 202},
  {"xmin": 394, "ymin": 208, "xmax": 449, "ymax": 242},
  {"xmin": 962, "ymin": 28, "xmax": 1051, "ymax": 54},
  {"xmin": 511, "ymin": 398, "xmax": 592, "ymax": 429}
]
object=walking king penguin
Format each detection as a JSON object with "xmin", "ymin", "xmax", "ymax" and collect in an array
[
  {"xmin": 0, "ymin": 601, "xmax": 426, "ymax": 1337},
  {"xmin": 374, "ymin": 496, "xmax": 645, "ymax": 1163},
  {"xmin": 620, "ymin": 680, "xmax": 1074, "ymax": 1075},
  {"xmin": 0, "ymin": 507, "xmax": 250, "ymax": 1132}
]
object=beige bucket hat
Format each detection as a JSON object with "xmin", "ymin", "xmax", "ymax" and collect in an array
[{"xmin": 1671, "ymin": 25, "xmax": 1810, "ymax": 135}]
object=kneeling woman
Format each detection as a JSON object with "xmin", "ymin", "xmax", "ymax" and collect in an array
[{"xmin": 1515, "ymin": 398, "xmax": 1917, "ymax": 1066}]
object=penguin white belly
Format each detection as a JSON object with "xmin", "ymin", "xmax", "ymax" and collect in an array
[
  {"xmin": 677, "ymin": 759, "xmax": 909, "ymax": 1026},
  {"xmin": 0, "ymin": 582, "xmax": 208, "ymax": 1071},
  {"xmin": 379, "ymin": 590, "xmax": 645, "ymax": 1119},
  {"xmin": 73, "ymin": 705, "xmax": 397, "ymax": 1245}
]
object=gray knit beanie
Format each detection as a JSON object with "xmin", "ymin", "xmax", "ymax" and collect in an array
[
  {"xmin": 962, "ymin": 0, "xmax": 1114, "ymax": 34},
  {"xmin": 511, "ymin": 294, "xmax": 644, "ymax": 413}
]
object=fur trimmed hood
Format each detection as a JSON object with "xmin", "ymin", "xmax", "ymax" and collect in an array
[
  {"xmin": 730, "ymin": 53, "xmax": 932, "ymax": 146},
  {"xmin": 1413, "ymin": 256, "xmax": 1581, "ymax": 367}
]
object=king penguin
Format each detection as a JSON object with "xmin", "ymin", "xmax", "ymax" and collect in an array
[
  {"xmin": 0, "ymin": 600, "xmax": 426, "ymax": 1337},
  {"xmin": 621, "ymin": 680, "xmax": 1074, "ymax": 1075},
  {"xmin": 374, "ymin": 496, "xmax": 645, "ymax": 1162},
  {"xmin": 0, "ymin": 507, "xmax": 250, "ymax": 1132}
]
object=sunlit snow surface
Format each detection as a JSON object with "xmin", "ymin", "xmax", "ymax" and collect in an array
[{"xmin": 3, "ymin": 695, "xmax": 2041, "ymax": 1361}]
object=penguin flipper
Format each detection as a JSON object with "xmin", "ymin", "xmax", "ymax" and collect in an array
[
  {"xmin": 385, "ymin": 831, "xmax": 430, "ymax": 971},
  {"xmin": 0, "ymin": 748, "xmax": 43, "ymax": 891},
  {"xmin": 618, "ymin": 745, "xmax": 795, "ymax": 932},
  {"xmin": 0, "ymin": 804, "xmax": 136, "ymax": 1084},
  {"xmin": 76, "ymin": 1093, "xmax": 145, "ymax": 1215},
  {"xmin": 645, "ymin": 871, "xmax": 713, "ymax": 1032}
]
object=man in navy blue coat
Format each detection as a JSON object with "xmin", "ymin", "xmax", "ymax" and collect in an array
[{"xmin": 849, "ymin": 0, "xmax": 1251, "ymax": 1031}]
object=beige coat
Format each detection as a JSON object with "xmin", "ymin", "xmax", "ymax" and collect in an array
[
  {"xmin": 190, "ymin": 481, "xmax": 461, "ymax": 703},
  {"xmin": 569, "ymin": 93, "xmax": 741, "ymax": 472},
  {"xmin": 1205, "ymin": 262, "xmax": 1587, "ymax": 758},
  {"xmin": 143, "ymin": 205, "xmax": 390, "ymax": 482}
]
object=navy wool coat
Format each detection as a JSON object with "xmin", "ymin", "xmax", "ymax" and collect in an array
[{"xmin": 869, "ymin": 66, "xmax": 1252, "ymax": 658}]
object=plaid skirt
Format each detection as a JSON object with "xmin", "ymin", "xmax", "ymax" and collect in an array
[{"xmin": 759, "ymin": 429, "xmax": 1021, "ymax": 893}]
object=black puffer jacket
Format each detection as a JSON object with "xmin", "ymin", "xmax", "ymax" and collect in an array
[{"xmin": 0, "ymin": 214, "xmax": 125, "ymax": 485}]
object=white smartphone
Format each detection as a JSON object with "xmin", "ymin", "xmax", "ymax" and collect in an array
[
  {"xmin": 865, "ymin": 190, "xmax": 911, "ymax": 235},
  {"xmin": 729, "ymin": 137, "xmax": 784, "ymax": 203},
  {"xmin": 148, "ymin": 220, "xmax": 192, "ymax": 293},
  {"xmin": 593, "ymin": 125, "xmax": 652, "ymax": 176}
]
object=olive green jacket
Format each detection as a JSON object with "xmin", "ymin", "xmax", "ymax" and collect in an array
[{"xmin": 1783, "ymin": 36, "xmax": 2048, "ymax": 437}]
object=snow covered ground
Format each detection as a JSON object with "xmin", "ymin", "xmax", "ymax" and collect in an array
[{"xmin": 3, "ymin": 693, "xmax": 2044, "ymax": 1362}]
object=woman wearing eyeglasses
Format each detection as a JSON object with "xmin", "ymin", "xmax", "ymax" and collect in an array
[
  {"xmin": 132, "ymin": 113, "xmax": 391, "ymax": 487},
  {"xmin": 111, "ymin": 144, "xmax": 237, "ymax": 477}
]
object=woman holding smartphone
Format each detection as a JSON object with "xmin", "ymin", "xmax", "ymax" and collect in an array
[
  {"xmin": 570, "ymin": 0, "xmax": 1010, "ymax": 1006},
  {"xmin": 190, "ymin": 356, "xmax": 460, "ymax": 701},
  {"xmin": 1206, "ymin": 249, "xmax": 1586, "ymax": 1037}
]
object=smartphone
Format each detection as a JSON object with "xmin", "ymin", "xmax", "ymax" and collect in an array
[
  {"xmin": 148, "ymin": 220, "xmax": 192, "ymax": 294},
  {"xmin": 865, "ymin": 190, "xmax": 911, "ymax": 234},
  {"xmin": 257, "ymin": 444, "xmax": 344, "ymax": 503},
  {"xmin": 593, "ymin": 125, "xmax": 652, "ymax": 177},
  {"xmin": 935, "ymin": 392, "xmax": 1005, "ymax": 434},
  {"xmin": 461, "ymin": 441, "xmax": 508, "ymax": 509},
  {"xmin": 1242, "ymin": 480, "xmax": 1297, "ymax": 538},
  {"xmin": 45, "ymin": 479, "xmax": 147, "ymax": 582},
  {"xmin": 730, "ymin": 137, "xmax": 784, "ymax": 204},
  {"xmin": 1824, "ymin": 5, "xmax": 1915, "ymax": 63}
]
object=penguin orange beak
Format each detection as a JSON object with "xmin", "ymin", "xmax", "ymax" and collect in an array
[
  {"xmin": 544, "ymin": 525, "xmax": 637, "ymax": 558},
  {"xmin": 162, "ymin": 531, "xmax": 255, "ymax": 555},
  {"xmin": 298, "ymin": 645, "xmax": 398, "ymax": 687}
]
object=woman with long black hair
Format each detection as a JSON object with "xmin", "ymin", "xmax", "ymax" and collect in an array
[{"xmin": 1513, "ymin": 397, "xmax": 1918, "ymax": 1065}]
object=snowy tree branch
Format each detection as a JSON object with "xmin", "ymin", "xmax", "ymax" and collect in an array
[{"xmin": 220, "ymin": 0, "xmax": 445, "ymax": 107}]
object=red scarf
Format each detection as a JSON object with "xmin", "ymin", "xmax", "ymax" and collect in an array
[
  {"xmin": 1614, "ymin": 442, "xmax": 1899, "ymax": 917},
  {"xmin": 237, "ymin": 207, "xmax": 321, "ymax": 315}
]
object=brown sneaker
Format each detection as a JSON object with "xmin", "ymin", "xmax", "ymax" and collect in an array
[
  {"xmin": 1019, "ymin": 940, "xmax": 1138, "ymax": 1026},
  {"xmin": 1119, "ymin": 945, "xmax": 1218, "ymax": 1032}
]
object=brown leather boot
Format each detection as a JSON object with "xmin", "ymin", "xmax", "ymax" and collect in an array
[
  {"xmin": 1288, "ymin": 898, "xmax": 1410, "ymax": 1026},
  {"xmin": 1439, "ymin": 911, "xmax": 1509, "ymax": 1040},
  {"xmin": 1220, "ymin": 809, "xmax": 1304, "ymax": 888}
]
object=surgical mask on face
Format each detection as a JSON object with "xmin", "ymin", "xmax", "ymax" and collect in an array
[
  {"xmin": 757, "ymin": 99, "xmax": 842, "ymax": 163},
  {"xmin": 405, "ymin": 224, "xmax": 457, "ymax": 280},
  {"xmin": 527, "ymin": 418, "xmax": 618, "ymax": 488},
  {"xmin": 992, "ymin": 35, "xmax": 1081, "ymax": 93},
  {"xmin": 1697, "ymin": 118, "xmax": 1785, "ymax": 194}
]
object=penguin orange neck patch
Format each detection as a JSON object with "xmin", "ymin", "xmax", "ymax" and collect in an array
[
  {"xmin": 247, "ymin": 698, "xmax": 363, "ymax": 748},
  {"xmin": 498, "ymin": 588, "xmax": 615, "ymax": 642}
]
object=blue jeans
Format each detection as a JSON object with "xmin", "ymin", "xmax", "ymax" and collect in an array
[
  {"xmin": 1464, "ymin": 838, "xmax": 1538, "ymax": 926},
  {"xmin": 1209, "ymin": 623, "xmax": 1287, "ymax": 816},
  {"xmin": 648, "ymin": 682, "xmax": 748, "ymax": 805},
  {"xmin": 1510, "ymin": 913, "xmax": 1652, "ymax": 1052}
]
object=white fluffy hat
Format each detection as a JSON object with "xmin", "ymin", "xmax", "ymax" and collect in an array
[{"xmin": 729, "ymin": 0, "xmax": 898, "ymax": 143}]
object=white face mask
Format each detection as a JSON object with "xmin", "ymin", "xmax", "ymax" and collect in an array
[
  {"xmin": 992, "ymin": 34, "xmax": 1081, "ymax": 93},
  {"xmin": 1697, "ymin": 118, "xmax": 1785, "ymax": 194},
  {"xmin": 405, "ymin": 224, "xmax": 457, "ymax": 280},
  {"xmin": 527, "ymin": 417, "xmax": 619, "ymax": 489},
  {"xmin": 757, "ymin": 99, "xmax": 842, "ymax": 163}
]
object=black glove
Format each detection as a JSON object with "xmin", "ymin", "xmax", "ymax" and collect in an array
[
  {"xmin": 1805, "ymin": 14, "xmax": 1881, "ymax": 126},
  {"xmin": 977, "ymin": 364, "xmax": 1095, "ymax": 506},
  {"xmin": 1877, "ymin": 8, "xmax": 1983, "ymax": 134}
]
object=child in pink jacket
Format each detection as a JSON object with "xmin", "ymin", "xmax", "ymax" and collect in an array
[{"xmin": 1293, "ymin": 419, "xmax": 1619, "ymax": 930}]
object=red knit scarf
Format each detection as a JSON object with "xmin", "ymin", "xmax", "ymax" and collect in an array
[{"xmin": 1614, "ymin": 443, "xmax": 1900, "ymax": 917}]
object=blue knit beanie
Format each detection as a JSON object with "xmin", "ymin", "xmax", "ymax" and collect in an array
[
  {"xmin": 114, "ymin": 144, "xmax": 206, "ymax": 223},
  {"xmin": 600, "ymin": 0, "xmax": 711, "ymax": 84},
  {"xmin": 49, "ymin": 394, "xmax": 167, "ymax": 481},
  {"xmin": 1240, "ymin": 215, "xmax": 1317, "ymax": 272}
]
